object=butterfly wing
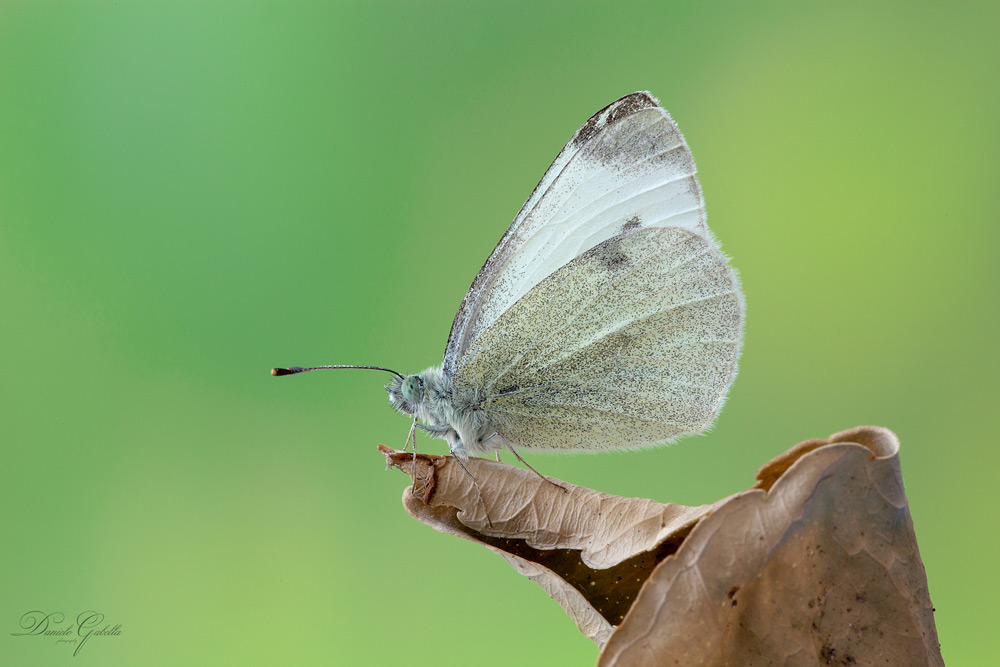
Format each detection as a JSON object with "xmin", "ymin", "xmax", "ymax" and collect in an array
[
  {"xmin": 452, "ymin": 226, "xmax": 743, "ymax": 452},
  {"xmin": 443, "ymin": 92, "xmax": 709, "ymax": 375}
]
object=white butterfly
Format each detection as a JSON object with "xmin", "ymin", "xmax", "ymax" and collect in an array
[{"xmin": 275, "ymin": 92, "xmax": 744, "ymax": 464}]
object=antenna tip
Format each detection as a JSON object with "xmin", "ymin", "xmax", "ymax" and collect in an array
[{"xmin": 271, "ymin": 367, "xmax": 301, "ymax": 376}]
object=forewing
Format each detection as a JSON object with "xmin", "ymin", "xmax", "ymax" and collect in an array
[
  {"xmin": 443, "ymin": 92, "xmax": 708, "ymax": 375},
  {"xmin": 452, "ymin": 227, "xmax": 743, "ymax": 452}
]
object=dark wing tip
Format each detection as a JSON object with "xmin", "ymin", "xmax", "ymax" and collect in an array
[
  {"xmin": 572, "ymin": 91, "xmax": 662, "ymax": 147},
  {"xmin": 618, "ymin": 90, "xmax": 660, "ymax": 108}
]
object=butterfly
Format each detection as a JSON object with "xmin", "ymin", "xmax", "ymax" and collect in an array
[{"xmin": 274, "ymin": 92, "xmax": 744, "ymax": 469}]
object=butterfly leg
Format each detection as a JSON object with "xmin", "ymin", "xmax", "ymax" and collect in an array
[
  {"xmin": 480, "ymin": 433, "xmax": 507, "ymax": 465},
  {"xmin": 448, "ymin": 453, "xmax": 494, "ymax": 529},
  {"xmin": 496, "ymin": 433, "xmax": 568, "ymax": 493},
  {"xmin": 411, "ymin": 424, "xmax": 494, "ymax": 526},
  {"xmin": 397, "ymin": 417, "xmax": 420, "ymax": 496},
  {"xmin": 401, "ymin": 416, "xmax": 418, "ymax": 453}
]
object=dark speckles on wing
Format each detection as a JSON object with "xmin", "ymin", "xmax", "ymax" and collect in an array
[
  {"xmin": 443, "ymin": 93, "xmax": 702, "ymax": 378},
  {"xmin": 597, "ymin": 236, "xmax": 631, "ymax": 272},
  {"xmin": 574, "ymin": 115, "xmax": 601, "ymax": 147},
  {"xmin": 571, "ymin": 92, "xmax": 659, "ymax": 149},
  {"xmin": 607, "ymin": 93, "xmax": 653, "ymax": 123},
  {"xmin": 621, "ymin": 215, "xmax": 642, "ymax": 233},
  {"xmin": 452, "ymin": 226, "xmax": 744, "ymax": 453}
]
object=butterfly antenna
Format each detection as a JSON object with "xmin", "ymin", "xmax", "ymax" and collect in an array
[{"xmin": 271, "ymin": 365, "xmax": 404, "ymax": 379}]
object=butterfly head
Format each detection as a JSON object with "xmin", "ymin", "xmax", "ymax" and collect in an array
[{"xmin": 386, "ymin": 374, "xmax": 424, "ymax": 415}]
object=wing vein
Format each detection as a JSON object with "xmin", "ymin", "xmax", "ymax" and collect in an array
[
  {"xmin": 492, "ymin": 345, "xmax": 732, "ymax": 400},
  {"xmin": 494, "ymin": 404, "xmax": 691, "ymax": 429},
  {"xmin": 486, "ymin": 239, "xmax": 682, "ymax": 387},
  {"xmin": 489, "ymin": 245, "xmax": 726, "ymax": 389},
  {"xmin": 546, "ymin": 160, "xmax": 693, "ymax": 231}
]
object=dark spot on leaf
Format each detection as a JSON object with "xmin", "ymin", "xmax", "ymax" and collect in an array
[{"xmin": 465, "ymin": 517, "xmax": 695, "ymax": 625}]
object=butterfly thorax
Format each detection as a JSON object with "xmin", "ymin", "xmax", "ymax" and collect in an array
[{"xmin": 386, "ymin": 367, "xmax": 494, "ymax": 459}]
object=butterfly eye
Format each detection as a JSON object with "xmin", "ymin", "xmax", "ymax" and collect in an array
[{"xmin": 401, "ymin": 376, "xmax": 423, "ymax": 403}]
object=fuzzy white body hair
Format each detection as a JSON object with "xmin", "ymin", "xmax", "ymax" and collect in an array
[{"xmin": 386, "ymin": 367, "xmax": 495, "ymax": 460}]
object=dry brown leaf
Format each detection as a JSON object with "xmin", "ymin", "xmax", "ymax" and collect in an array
[{"xmin": 380, "ymin": 426, "xmax": 942, "ymax": 666}]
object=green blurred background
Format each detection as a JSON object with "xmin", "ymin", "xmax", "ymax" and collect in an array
[{"xmin": 1, "ymin": 0, "xmax": 996, "ymax": 664}]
